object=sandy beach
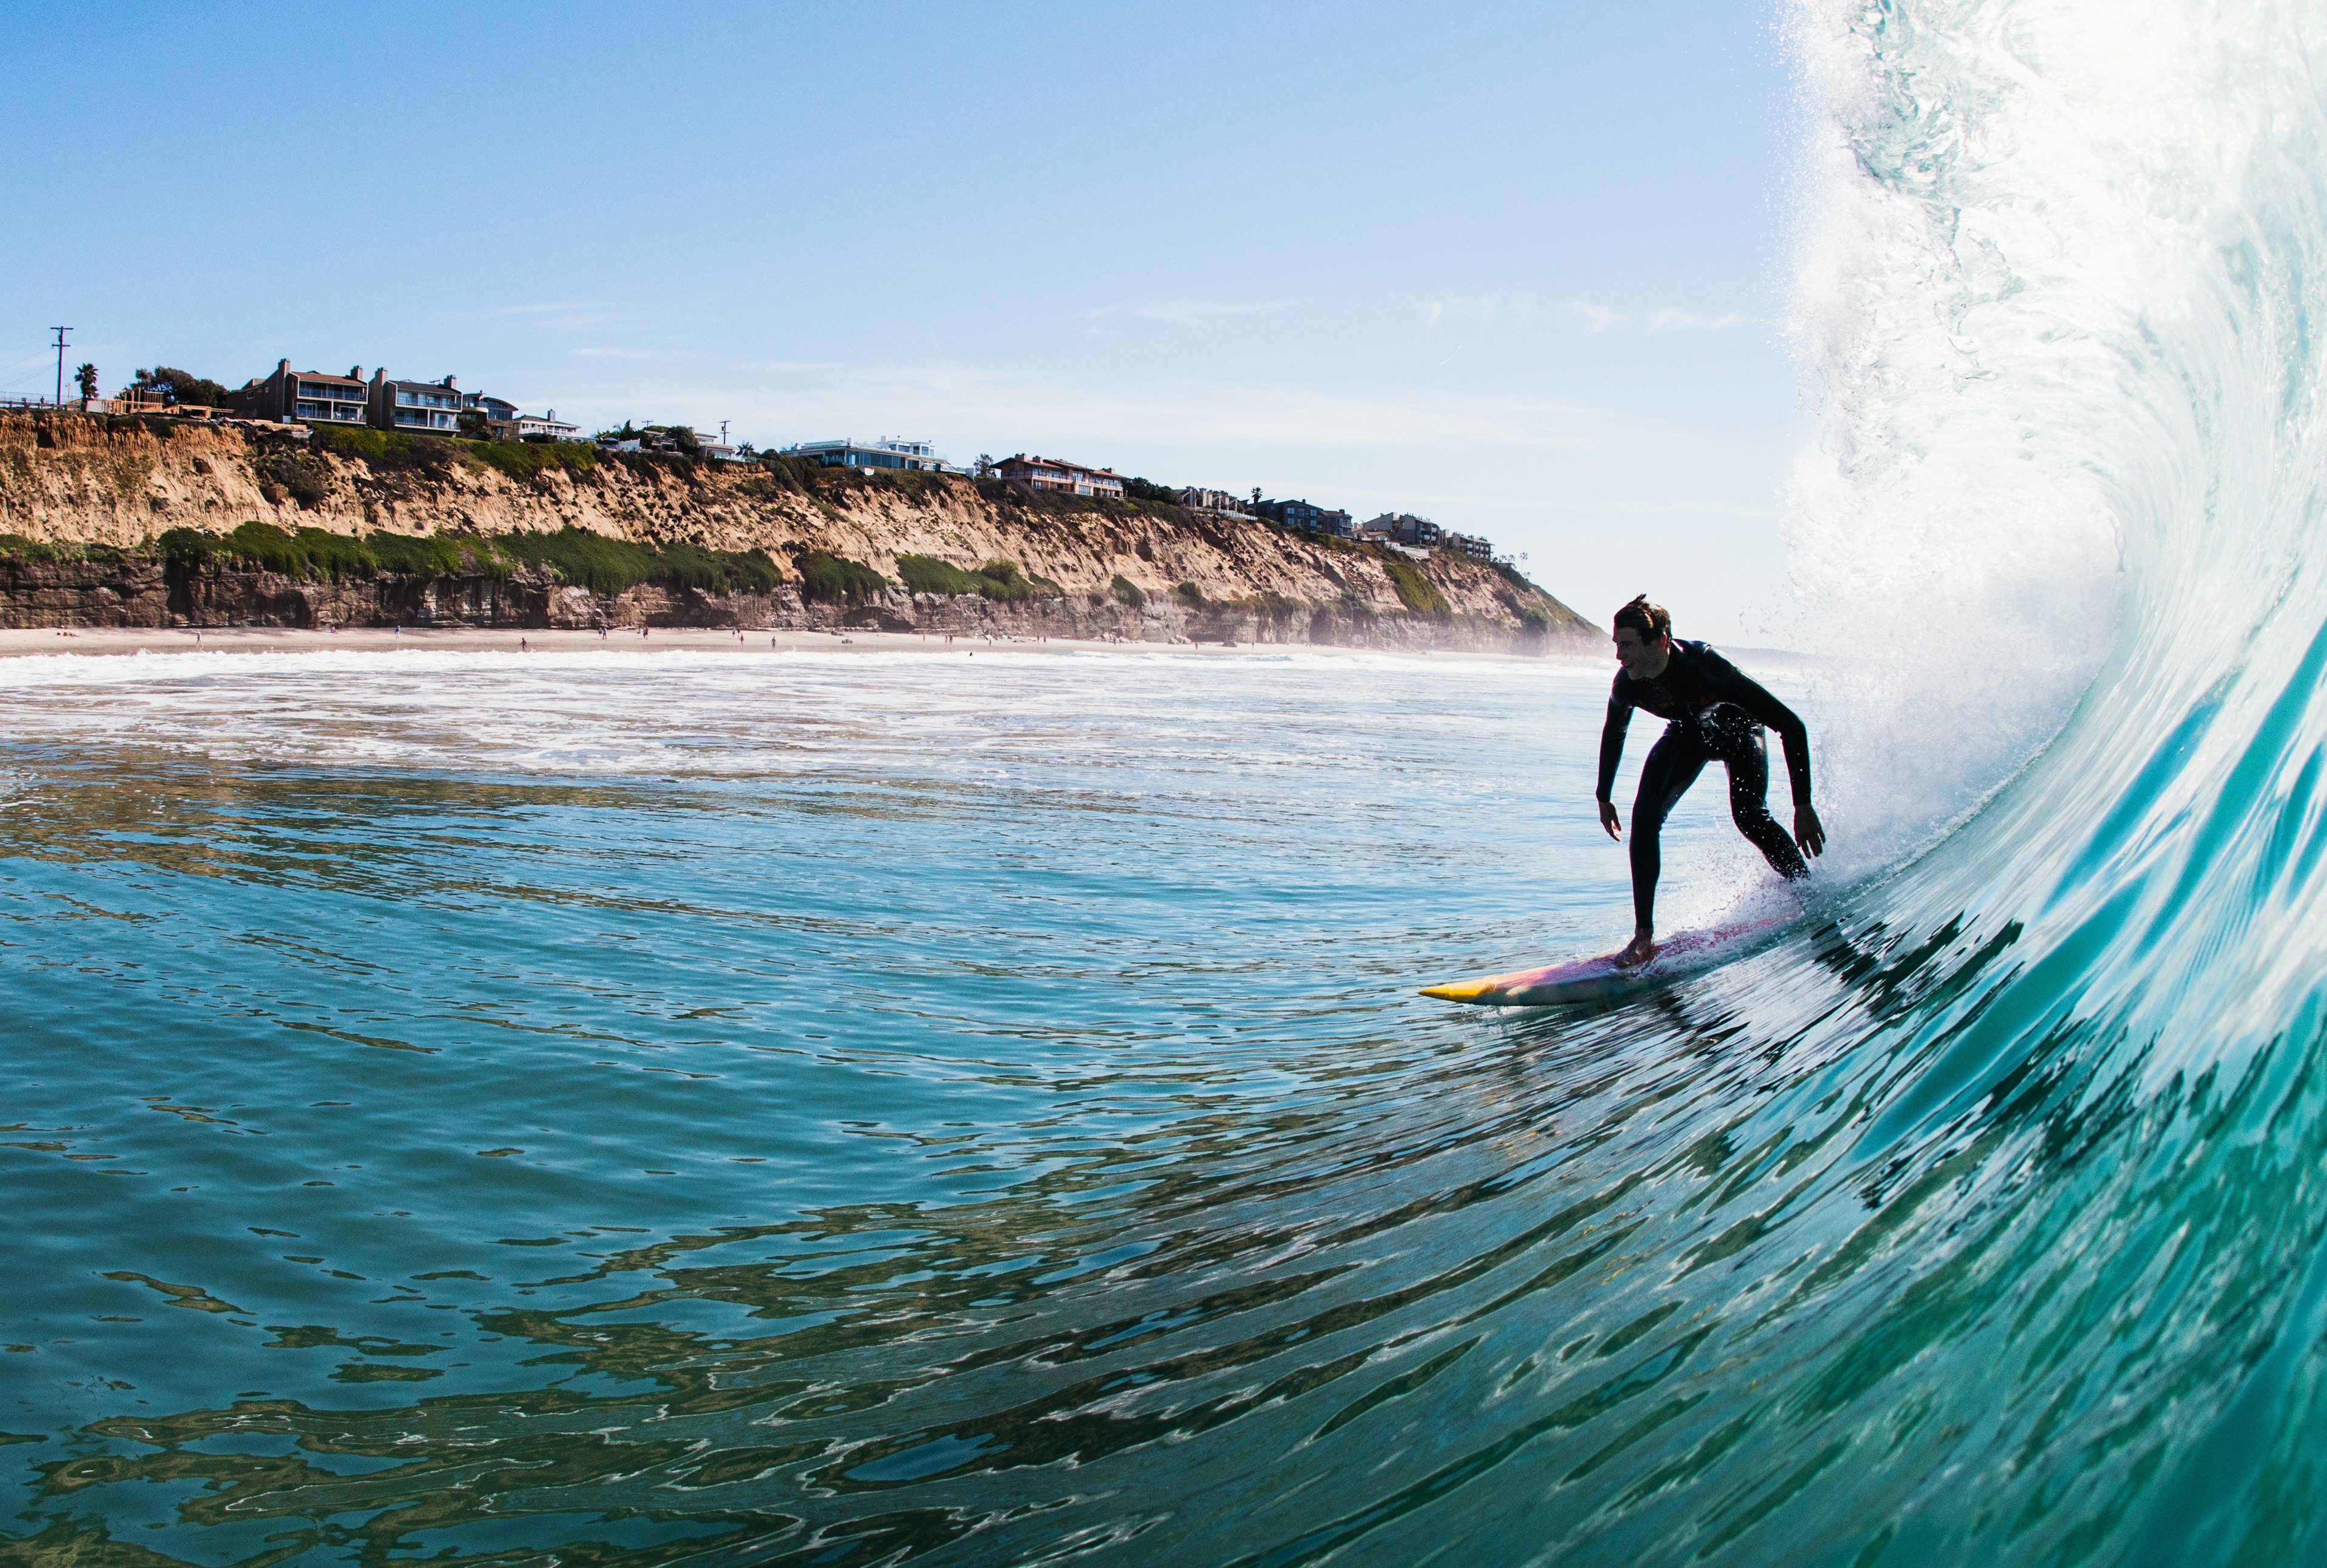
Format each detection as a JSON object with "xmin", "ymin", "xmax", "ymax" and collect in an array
[{"xmin": 0, "ymin": 625, "xmax": 1567, "ymax": 662}]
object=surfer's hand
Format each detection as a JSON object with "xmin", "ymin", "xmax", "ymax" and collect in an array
[
  {"xmin": 1599, "ymin": 799, "xmax": 1622, "ymax": 841},
  {"xmin": 1794, "ymin": 805, "xmax": 1825, "ymax": 859}
]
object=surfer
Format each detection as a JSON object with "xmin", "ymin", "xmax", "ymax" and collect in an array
[{"xmin": 1596, "ymin": 595, "xmax": 1823, "ymax": 967}]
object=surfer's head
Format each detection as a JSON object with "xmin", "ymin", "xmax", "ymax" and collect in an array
[{"xmin": 1612, "ymin": 595, "xmax": 1672, "ymax": 678}]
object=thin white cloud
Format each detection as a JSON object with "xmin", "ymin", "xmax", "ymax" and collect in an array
[
  {"xmin": 1571, "ymin": 302, "xmax": 1756, "ymax": 334},
  {"xmin": 1422, "ymin": 294, "xmax": 1539, "ymax": 328},
  {"xmin": 1079, "ymin": 299, "xmax": 1297, "ymax": 327},
  {"xmin": 1643, "ymin": 308, "xmax": 1753, "ymax": 333},
  {"xmin": 570, "ymin": 346, "xmax": 702, "ymax": 362}
]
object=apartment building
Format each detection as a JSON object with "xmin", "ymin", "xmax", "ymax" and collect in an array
[
  {"xmin": 377, "ymin": 375, "xmax": 462, "ymax": 434},
  {"xmin": 238, "ymin": 360, "xmax": 371, "ymax": 425},
  {"xmin": 1256, "ymin": 497, "xmax": 1354, "ymax": 536},
  {"xmin": 994, "ymin": 454, "xmax": 1124, "ymax": 497}
]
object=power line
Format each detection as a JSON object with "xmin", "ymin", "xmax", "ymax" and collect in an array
[{"xmin": 50, "ymin": 327, "xmax": 73, "ymax": 407}]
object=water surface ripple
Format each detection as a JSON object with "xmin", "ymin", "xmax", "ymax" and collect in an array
[{"xmin": 2, "ymin": 642, "xmax": 2320, "ymax": 1566}]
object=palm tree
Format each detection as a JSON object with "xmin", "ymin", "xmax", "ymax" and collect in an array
[{"xmin": 73, "ymin": 362, "xmax": 98, "ymax": 402}]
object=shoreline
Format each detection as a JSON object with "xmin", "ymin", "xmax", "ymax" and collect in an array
[{"xmin": 0, "ymin": 625, "xmax": 1603, "ymax": 664}]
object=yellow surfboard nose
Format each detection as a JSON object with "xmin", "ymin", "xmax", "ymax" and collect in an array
[{"xmin": 1420, "ymin": 979, "xmax": 1498, "ymax": 1002}]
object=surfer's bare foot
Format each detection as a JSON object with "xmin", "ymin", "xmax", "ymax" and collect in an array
[{"xmin": 1614, "ymin": 931, "xmax": 1659, "ymax": 968}]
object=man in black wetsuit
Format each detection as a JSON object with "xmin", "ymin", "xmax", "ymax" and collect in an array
[{"xmin": 1596, "ymin": 594, "xmax": 1824, "ymax": 968}]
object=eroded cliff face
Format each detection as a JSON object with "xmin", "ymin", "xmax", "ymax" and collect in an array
[{"xmin": 0, "ymin": 411, "xmax": 1596, "ymax": 649}]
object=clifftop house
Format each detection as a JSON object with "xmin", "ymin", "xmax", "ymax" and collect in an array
[
  {"xmin": 238, "ymin": 361, "xmax": 459, "ymax": 435},
  {"xmin": 1360, "ymin": 512, "xmax": 1494, "ymax": 560},
  {"xmin": 1179, "ymin": 487, "xmax": 1256, "ymax": 518},
  {"xmin": 238, "ymin": 360, "xmax": 571, "ymax": 441},
  {"xmin": 781, "ymin": 437, "xmax": 955, "ymax": 473},
  {"xmin": 1256, "ymin": 497, "xmax": 1354, "ymax": 537},
  {"xmin": 514, "ymin": 410, "xmax": 579, "ymax": 441},
  {"xmin": 995, "ymin": 454, "xmax": 1124, "ymax": 497},
  {"xmin": 240, "ymin": 362, "xmax": 370, "ymax": 427},
  {"xmin": 1359, "ymin": 512, "xmax": 1440, "ymax": 547},
  {"xmin": 379, "ymin": 374, "xmax": 461, "ymax": 434}
]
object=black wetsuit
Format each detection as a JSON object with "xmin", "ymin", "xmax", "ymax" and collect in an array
[{"xmin": 1596, "ymin": 640, "xmax": 1811, "ymax": 932}]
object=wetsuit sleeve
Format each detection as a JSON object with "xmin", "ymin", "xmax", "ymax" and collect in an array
[
  {"xmin": 1699, "ymin": 649, "xmax": 1814, "ymax": 806},
  {"xmin": 1596, "ymin": 681, "xmax": 1633, "ymax": 803}
]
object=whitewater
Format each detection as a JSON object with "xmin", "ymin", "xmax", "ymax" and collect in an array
[{"xmin": 8, "ymin": 0, "xmax": 2327, "ymax": 1561}]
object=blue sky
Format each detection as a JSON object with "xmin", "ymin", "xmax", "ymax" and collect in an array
[{"xmin": 2, "ymin": 1, "xmax": 1811, "ymax": 640}]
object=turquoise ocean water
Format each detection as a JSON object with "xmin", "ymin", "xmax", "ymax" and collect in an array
[
  {"xmin": 4, "ymin": 648, "xmax": 1740, "ymax": 1564},
  {"xmin": 20, "ymin": 0, "xmax": 2327, "ymax": 1559}
]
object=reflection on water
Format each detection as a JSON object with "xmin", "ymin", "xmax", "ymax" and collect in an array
[{"xmin": 4, "ymin": 649, "xmax": 2322, "ymax": 1565}]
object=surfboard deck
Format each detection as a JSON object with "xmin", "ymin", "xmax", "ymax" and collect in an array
[{"xmin": 1422, "ymin": 919, "xmax": 1781, "ymax": 1007}]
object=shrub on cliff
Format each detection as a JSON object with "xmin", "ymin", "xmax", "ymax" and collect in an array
[
  {"xmin": 1110, "ymin": 574, "xmax": 1146, "ymax": 609},
  {"xmin": 796, "ymin": 550, "xmax": 890, "ymax": 602},
  {"xmin": 499, "ymin": 528, "xmax": 665, "ymax": 597},
  {"xmin": 158, "ymin": 527, "xmax": 225, "ymax": 569},
  {"xmin": 293, "ymin": 528, "xmax": 376, "ymax": 580},
  {"xmin": 161, "ymin": 520, "xmax": 365, "ymax": 579},
  {"xmin": 497, "ymin": 527, "xmax": 779, "ymax": 597},
  {"xmin": 1123, "ymin": 477, "xmax": 1180, "ymax": 505},
  {"xmin": 207, "ymin": 521, "xmax": 377, "ymax": 580},
  {"xmin": 1173, "ymin": 581, "xmax": 1205, "ymax": 608},
  {"xmin": 468, "ymin": 439, "xmax": 595, "ymax": 482},
  {"xmin": 0, "ymin": 534, "xmax": 130, "ymax": 566},
  {"xmin": 315, "ymin": 426, "xmax": 464, "ymax": 479},
  {"xmin": 727, "ymin": 548, "xmax": 783, "ymax": 594},
  {"xmin": 658, "ymin": 542, "xmax": 785, "ymax": 596},
  {"xmin": 131, "ymin": 367, "xmax": 231, "ymax": 408},
  {"xmin": 257, "ymin": 450, "xmax": 333, "ymax": 509},
  {"xmin": 895, "ymin": 554, "xmax": 983, "ymax": 596},
  {"xmin": 1381, "ymin": 554, "xmax": 1451, "ymax": 619},
  {"xmin": 753, "ymin": 454, "xmax": 822, "ymax": 493},
  {"xmin": 971, "ymin": 559, "xmax": 1064, "ymax": 601},
  {"xmin": 894, "ymin": 554, "xmax": 1063, "ymax": 601},
  {"xmin": 226, "ymin": 521, "xmax": 316, "ymax": 576},
  {"xmin": 369, "ymin": 531, "xmax": 504, "ymax": 579}
]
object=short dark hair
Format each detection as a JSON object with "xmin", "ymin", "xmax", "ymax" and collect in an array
[{"xmin": 1612, "ymin": 594, "xmax": 1671, "ymax": 640}]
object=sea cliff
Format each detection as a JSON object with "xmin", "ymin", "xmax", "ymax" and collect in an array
[{"xmin": 0, "ymin": 411, "xmax": 1594, "ymax": 651}]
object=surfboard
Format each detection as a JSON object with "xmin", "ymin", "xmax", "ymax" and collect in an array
[{"xmin": 1421, "ymin": 919, "xmax": 1781, "ymax": 1007}]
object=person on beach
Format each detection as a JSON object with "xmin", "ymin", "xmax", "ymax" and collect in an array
[{"xmin": 1596, "ymin": 594, "xmax": 1824, "ymax": 967}]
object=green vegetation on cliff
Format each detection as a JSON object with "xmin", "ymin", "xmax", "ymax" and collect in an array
[
  {"xmin": 499, "ymin": 527, "xmax": 777, "ymax": 596},
  {"xmin": 159, "ymin": 523, "xmax": 508, "ymax": 581},
  {"xmin": 0, "ymin": 534, "xmax": 133, "ymax": 566},
  {"xmin": 893, "ymin": 554, "xmax": 985, "ymax": 596},
  {"xmin": 155, "ymin": 522, "xmax": 778, "ymax": 596},
  {"xmin": 794, "ymin": 550, "xmax": 890, "ymax": 602},
  {"xmin": 311, "ymin": 426, "xmax": 597, "ymax": 483},
  {"xmin": 890, "ymin": 555, "xmax": 1064, "ymax": 602},
  {"xmin": 1382, "ymin": 553, "xmax": 1452, "ymax": 619}
]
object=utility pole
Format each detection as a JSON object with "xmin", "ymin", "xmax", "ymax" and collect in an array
[{"xmin": 50, "ymin": 327, "xmax": 72, "ymax": 407}]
